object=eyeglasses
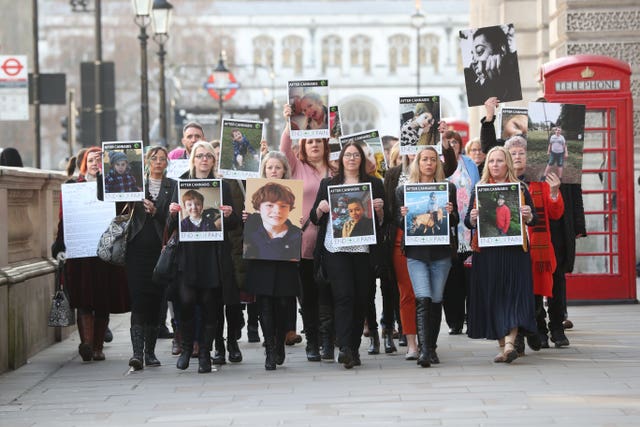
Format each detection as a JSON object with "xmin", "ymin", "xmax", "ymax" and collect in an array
[
  {"xmin": 150, "ymin": 156, "xmax": 167, "ymax": 162},
  {"xmin": 343, "ymin": 153, "xmax": 361, "ymax": 159},
  {"xmin": 447, "ymin": 139, "xmax": 460, "ymax": 145},
  {"xmin": 195, "ymin": 153, "xmax": 214, "ymax": 160}
]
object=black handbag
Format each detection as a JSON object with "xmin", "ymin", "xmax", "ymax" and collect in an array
[
  {"xmin": 96, "ymin": 203, "xmax": 133, "ymax": 266},
  {"xmin": 48, "ymin": 262, "xmax": 75, "ymax": 327},
  {"xmin": 152, "ymin": 229, "xmax": 178, "ymax": 287}
]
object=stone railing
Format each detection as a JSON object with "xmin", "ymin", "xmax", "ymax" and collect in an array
[{"xmin": 0, "ymin": 166, "xmax": 72, "ymax": 374}]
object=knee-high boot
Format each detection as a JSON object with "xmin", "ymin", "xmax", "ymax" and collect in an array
[
  {"xmin": 198, "ymin": 326, "xmax": 215, "ymax": 373},
  {"xmin": 92, "ymin": 316, "xmax": 109, "ymax": 361},
  {"xmin": 176, "ymin": 319, "xmax": 194, "ymax": 370},
  {"xmin": 260, "ymin": 297, "xmax": 277, "ymax": 370},
  {"xmin": 129, "ymin": 324, "xmax": 144, "ymax": 370},
  {"xmin": 144, "ymin": 325, "xmax": 161, "ymax": 367},
  {"xmin": 77, "ymin": 311, "xmax": 94, "ymax": 362},
  {"xmin": 429, "ymin": 302, "xmax": 442, "ymax": 364},
  {"xmin": 415, "ymin": 298, "xmax": 431, "ymax": 368}
]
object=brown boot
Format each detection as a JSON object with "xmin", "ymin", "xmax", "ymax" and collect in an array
[
  {"xmin": 92, "ymin": 316, "xmax": 109, "ymax": 361},
  {"xmin": 77, "ymin": 312, "xmax": 94, "ymax": 362}
]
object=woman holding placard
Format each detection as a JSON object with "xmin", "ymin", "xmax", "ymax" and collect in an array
[
  {"xmin": 281, "ymin": 104, "xmax": 335, "ymax": 362},
  {"xmin": 464, "ymin": 146, "xmax": 537, "ymax": 364},
  {"xmin": 168, "ymin": 141, "xmax": 239, "ymax": 373},
  {"xmin": 310, "ymin": 142, "xmax": 386, "ymax": 369},
  {"xmin": 397, "ymin": 147, "xmax": 459, "ymax": 367}
]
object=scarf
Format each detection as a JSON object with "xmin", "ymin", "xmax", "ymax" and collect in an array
[{"xmin": 527, "ymin": 182, "xmax": 556, "ymax": 296}]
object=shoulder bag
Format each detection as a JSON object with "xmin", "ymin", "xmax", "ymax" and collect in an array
[{"xmin": 96, "ymin": 203, "xmax": 133, "ymax": 266}]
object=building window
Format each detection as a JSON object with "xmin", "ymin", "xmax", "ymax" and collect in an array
[
  {"xmin": 253, "ymin": 35, "xmax": 274, "ymax": 70},
  {"xmin": 341, "ymin": 98, "xmax": 378, "ymax": 134},
  {"xmin": 350, "ymin": 35, "xmax": 371, "ymax": 74},
  {"xmin": 321, "ymin": 35, "xmax": 342, "ymax": 73},
  {"xmin": 283, "ymin": 35, "xmax": 304, "ymax": 74},
  {"xmin": 388, "ymin": 34, "xmax": 410, "ymax": 73},
  {"xmin": 420, "ymin": 34, "xmax": 439, "ymax": 68}
]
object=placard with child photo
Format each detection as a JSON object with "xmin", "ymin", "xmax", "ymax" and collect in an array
[
  {"xmin": 328, "ymin": 183, "xmax": 376, "ymax": 247},
  {"xmin": 403, "ymin": 183, "xmax": 450, "ymax": 246},
  {"xmin": 288, "ymin": 79, "xmax": 330, "ymax": 140},
  {"xmin": 101, "ymin": 141, "xmax": 144, "ymax": 202},
  {"xmin": 218, "ymin": 119, "xmax": 263, "ymax": 179},
  {"xmin": 178, "ymin": 179, "xmax": 223, "ymax": 242},
  {"xmin": 243, "ymin": 177, "xmax": 304, "ymax": 262},
  {"xmin": 399, "ymin": 96, "xmax": 441, "ymax": 156},
  {"xmin": 476, "ymin": 182, "xmax": 523, "ymax": 248}
]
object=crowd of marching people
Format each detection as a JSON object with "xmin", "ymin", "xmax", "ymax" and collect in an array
[{"xmin": 52, "ymin": 95, "xmax": 585, "ymax": 374}]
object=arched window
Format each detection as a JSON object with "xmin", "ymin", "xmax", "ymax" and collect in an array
[
  {"xmin": 350, "ymin": 35, "xmax": 371, "ymax": 74},
  {"xmin": 321, "ymin": 35, "xmax": 342, "ymax": 73},
  {"xmin": 388, "ymin": 34, "xmax": 410, "ymax": 74},
  {"xmin": 283, "ymin": 35, "xmax": 304, "ymax": 74},
  {"xmin": 253, "ymin": 35, "xmax": 274, "ymax": 70},
  {"xmin": 341, "ymin": 98, "xmax": 379, "ymax": 135},
  {"xmin": 420, "ymin": 34, "xmax": 439, "ymax": 68}
]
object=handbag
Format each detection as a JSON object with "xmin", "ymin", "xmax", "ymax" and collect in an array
[
  {"xmin": 48, "ymin": 263, "xmax": 75, "ymax": 327},
  {"xmin": 96, "ymin": 203, "xmax": 132, "ymax": 266},
  {"xmin": 152, "ymin": 229, "xmax": 178, "ymax": 287}
]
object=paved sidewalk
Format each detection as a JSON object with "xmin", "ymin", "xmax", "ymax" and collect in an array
[{"xmin": 1, "ymin": 301, "xmax": 639, "ymax": 426}]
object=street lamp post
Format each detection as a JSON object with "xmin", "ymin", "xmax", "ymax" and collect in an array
[
  {"xmin": 151, "ymin": 0, "xmax": 173, "ymax": 147},
  {"xmin": 131, "ymin": 0, "xmax": 153, "ymax": 146},
  {"xmin": 411, "ymin": 8, "xmax": 426, "ymax": 94},
  {"xmin": 213, "ymin": 53, "xmax": 231, "ymax": 136}
]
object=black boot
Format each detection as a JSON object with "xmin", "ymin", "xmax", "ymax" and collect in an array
[
  {"xmin": 264, "ymin": 336, "xmax": 277, "ymax": 371},
  {"xmin": 320, "ymin": 332, "xmax": 334, "ymax": 361},
  {"xmin": 198, "ymin": 326, "xmax": 215, "ymax": 373},
  {"xmin": 176, "ymin": 320, "xmax": 193, "ymax": 370},
  {"xmin": 428, "ymin": 302, "xmax": 442, "ymax": 364},
  {"xmin": 368, "ymin": 329, "xmax": 380, "ymax": 355},
  {"xmin": 384, "ymin": 328, "xmax": 397, "ymax": 353},
  {"xmin": 338, "ymin": 346, "xmax": 354, "ymax": 369},
  {"xmin": 275, "ymin": 330, "xmax": 286, "ymax": 365},
  {"xmin": 212, "ymin": 337, "xmax": 226, "ymax": 365},
  {"xmin": 227, "ymin": 337, "xmax": 243, "ymax": 363},
  {"xmin": 144, "ymin": 325, "xmax": 161, "ymax": 367},
  {"xmin": 415, "ymin": 298, "xmax": 431, "ymax": 368},
  {"xmin": 305, "ymin": 332, "xmax": 321, "ymax": 362},
  {"xmin": 129, "ymin": 325, "xmax": 144, "ymax": 371}
]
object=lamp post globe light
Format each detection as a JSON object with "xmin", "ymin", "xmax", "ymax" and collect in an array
[
  {"xmin": 132, "ymin": 0, "xmax": 153, "ymax": 146},
  {"xmin": 151, "ymin": 0, "xmax": 173, "ymax": 146},
  {"xmin": 213, "ymin": 52, "xmax": 231, "ymax": 136},
  {"xmin": 411, "ymin": 8, "xmax": 426, "ymax": 94}
]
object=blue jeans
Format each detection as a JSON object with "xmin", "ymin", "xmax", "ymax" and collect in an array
[{"xmin": 406, "ymin": 257, "xmax": 452, "ymax": 302}]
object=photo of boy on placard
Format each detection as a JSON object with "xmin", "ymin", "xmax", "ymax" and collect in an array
[
  {"xmin": 218, "ymin": 119, "xmax": 263, "ymax": 179},
  {"xmin": 526, "ymin": 102, "xmax": 586, "ymax": 183},
  {"xmin": 243, "ymin": 178, "xmax": 304, "ymax": 262},
  {"xmin": 403, "ymin": 183, "xmax": 450, "ymax": 246},
  {"xmin": 459, "ymin": 24, "xmax": 522, "ymax": 107},
  {"xmin": 102, "ymin": 141, "xmax": 144, "ymax": 202},
  {"xmin": 328, "ymin": 183, "xmax": 376, "ymax": 247},
  {"xmin": 476, "ymin": 182, "xmax": 523, "ymax": 247},
  {"xmin": 178, "ymin": 179, "xmax": 223, "ymax": 242}
]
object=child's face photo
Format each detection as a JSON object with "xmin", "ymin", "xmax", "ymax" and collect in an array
[
  {"xmin": 184, "ymin": 198, "xmax": 203, "ymax": 220},
  {"xmin": 232, "ymin": 130, "xmax": 243, "ymax": 141},
  {"xmin": 259, "ymin": 201, "xmax": 291, "ymax": 229},
  {"xmin": 265, "ymin": 158, "xmax": 285, "ymax": 179},
  {"xmin": 348, "ymin": 202, "xmax": 364, "ymax": 222},
  {"xmin": 113, "ymin": 160, "xmax": 128, "ymax": 175},
  {"xmin": 497, "ymin": 198, "xmax": 505, "ymax": 206}
]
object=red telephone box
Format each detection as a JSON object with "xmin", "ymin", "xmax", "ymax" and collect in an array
[{"xmin": 540, "ymin": 55, "xmax": 636, "ymax": 302}]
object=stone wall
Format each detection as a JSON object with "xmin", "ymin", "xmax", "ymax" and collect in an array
[{"xmin": 0, "ymin": 167, "xmax": 71, "ymax": 374}]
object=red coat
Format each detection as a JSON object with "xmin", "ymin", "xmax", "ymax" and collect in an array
[
  {"xmin": 527, "ymin": 182, "xmax": 564, "ymax": 297},
  {"xmin": 495, "ymin": 204, "xmax": 511, "ymax": 234}
]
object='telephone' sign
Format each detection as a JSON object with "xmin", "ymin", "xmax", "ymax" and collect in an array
[
  {"xmin": 0, "ymin": 55, "xmax": 29, "ymax": 121},
  {"xmin": 555, "ymin": 80, "xmax": 621, "ymax": 92}
]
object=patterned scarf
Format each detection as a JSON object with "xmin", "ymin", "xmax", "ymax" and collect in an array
[{"xmin": 527, "ymin": 182, "xmax": 555, "ymax": 275}]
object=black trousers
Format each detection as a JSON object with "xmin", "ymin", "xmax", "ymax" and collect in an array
[
  {"xmin": 443, "ymin": 252, "xmax": 469, "ymax": 330},
  {"xmin": 325, "ymin": 251, "xmax": 372, "ymax": 350},
  {"xmin": 299, "ymin": 259, "xmax": 319, "ymax": 341}
]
